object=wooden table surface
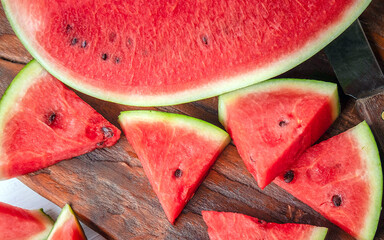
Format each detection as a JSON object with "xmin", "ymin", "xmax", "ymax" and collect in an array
[{"xmin": 1, "ymin": 1, "xmax": 384, "ymax": 239}]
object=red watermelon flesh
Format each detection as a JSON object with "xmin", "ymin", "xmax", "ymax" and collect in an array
[
  {"xmin": 2, "ymin": 0, "xmax": 371, "ymax": 106},
  {"xmin": 118, "ymin": 111, "xmax": 230, "ymax": 223},
  {"xmin": 0, "ymin": 202, "xmax": 54, "ymax": 240},
  {"xmin": 0, "ymin": 60, "xmax": 120, "ymax": 179},
  {"xmin": 274, "ymin": 121, "xmax": 382, "ymax": 240},
  {"xmin": 218, "ymin": 79, "xmax": 339, "ymax": 189},
  {"xmin": 47, "ymin": 204, "xmax": 86, "ymax": 240},
  {"xmin": 202, "ymin": 211, "xmax": 328, "ymax": 240}
]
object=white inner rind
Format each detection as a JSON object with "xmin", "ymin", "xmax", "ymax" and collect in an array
[
  {"xmin": 118, "ymin": 110, "xmax": 230, "ymax": 146},
  {"xmin": 1, "ymin": 0, "xmax": 371, "ymax": 106},
  {"xmin": 218, "ymin": 78, "xmax": 340, "ymax": 129}
]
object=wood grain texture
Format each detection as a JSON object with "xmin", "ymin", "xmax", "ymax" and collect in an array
[{"xmin": 0, "ymin": 1, "xmax": 383, "ymax": 239}]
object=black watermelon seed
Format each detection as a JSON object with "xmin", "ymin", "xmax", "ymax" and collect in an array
[
  {"xmin": 71, "ymin": 38, "xmax": 78, "ymax": 45},
  {"xmin": 47, "ymin": 112, "xmax": 56, "ymax": 126},
  {"xmin": 279, "ymin": 120, "xmax": 288, "ymax": 127},
  {"xmin": 284, "ymin": 170, "xmax": 294, "ymax": 183},
  {"xmin": 101, "ymin": 126, "xmax": 114, "ymax": 138},
  {"xmin": 115, "ymin": 57, "xmax": 120, "ymax": 64},
  {"xmin": 81, "ymin": 40, "xmax": 87, "ymax": 48},
  {"xmin": 65, "ymin": 25, "xmax": 72, "ymax": 34},
  {"xmin": 201, "ymin": 34, "xmax": 209, "ymax": 45},
  {"xmin": 332, "ymin": 195, "xmax": 342, "ymax": 207},
  {"xmin": 257, "ymin": 219, "xmax": 265, "ymax": 224},
  {"xmin": 174, "ymin": 169, "xmax": 182, "ymax": 178},
  {"xmin": 101, "ymin": 53, "xmax": 108, "ymax": 60}
]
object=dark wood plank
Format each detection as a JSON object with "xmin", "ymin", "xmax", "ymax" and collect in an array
[{"xmin": 0, "ymin": 1, "xmax": 383, "ymax": 239}]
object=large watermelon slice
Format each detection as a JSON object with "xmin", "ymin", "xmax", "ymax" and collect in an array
[
  {"xmin": 218, "ymin": 79, "xmax": 339, "ymax": 189},
  {"xmin": 47, "ymin": 204, "xmax": 86, "ymax": 240},
  {"xmin": 118, "ymin": 111, "xmax": 230, "ymax": 223},
  {"xmin": 274, "ymin": 121, "xmax": 382, "ymax": 240},
  {"xmin": 1, "ymin": 0, "xmax": 370, "ymax": 106},
  {"xmin": 202, "ymin": 211, "xmax": 328, "ymax": 240},
  {"xmin": 0, "ymin": 60, "xmax": 121, "ymax": 179},
  {"xmin": 0, "ymin": 202, "xmax": 53, "ymax": 240}
]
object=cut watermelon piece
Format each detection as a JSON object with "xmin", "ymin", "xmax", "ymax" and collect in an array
[
  {"xmin": 1, "ymin": 0, "xmax": 371, "ymax": 106},
  {"xmin": 0, "ymin": 202, "xmax": 53, "ymax": 240},
  {"xmin": 47, "ymin": 204, "xmax": 86, "ymax": 240},
  {"xmin": 118, "ymin": 111, "xmax": 230, "ymax": 223},
  {"xmin": 274, "ymin": 121, "xmax": 382, "ymax": 240},
  {"xmin": 202, "ymin": 211, "xmax": 328, "ymax": 240},
  {"xmin": 218, "ymin": 79, "xmax": 339, "ymax": 189},
  {"xmin": 0, "ymin": 60, "xmax": 121, "ymax": 179}
]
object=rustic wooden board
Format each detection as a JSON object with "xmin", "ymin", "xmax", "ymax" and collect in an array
[{"xmin": 0, "ymin": 1, "xmax": 384, "ymax": 239}]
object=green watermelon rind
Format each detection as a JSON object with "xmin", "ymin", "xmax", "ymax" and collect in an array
[
  {"xmin": 1, "ymin": 0, "xmax": 371, "ymax": 106},
  {"xmin": 26, "ymin": 208, "xmax": 54, "ymax": 240},
  {"xmin": 46, "ymin": 204, "xmax": 86, "ymax": 240},
  {"xmin": 310, "ymin": 227, "xmax": 328, "ymax": 240},
  {"xmin": 0, "ymin": 60, "xmax": 47, "ymax": 179},
  {"xmin": 218, "ymin": 78, "xmax": 340, "ymax": 129},
  {"xmin": 118, "ymin": 110, "xmax": 230, "ymax": 145},
  {"xmin": 351, "ymin": 121, "xmax": 383, "ymax": 240}
]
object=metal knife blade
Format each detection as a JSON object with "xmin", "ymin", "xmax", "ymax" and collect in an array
[
  {"xmin": 324, "ymin": 20, "xmax": 384, "ymax": 98},
  {"xmin": 325, "ymin": 20, "xmax": 384, "ymax": 153}
]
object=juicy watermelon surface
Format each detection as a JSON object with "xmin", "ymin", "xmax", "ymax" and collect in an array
[
  {"xmin": 202, "ymin": 211, "xmax": 328, "ymax": 240},
  {"xmin": 119, "ymin": 111, "xmax": 230, "ymax": 223},
  {"xmin": 0, "ymin": 60, "xmax": 120, "ymax": 179},
  {"xmin": 274, "ymin": 122, "xmax": 382, "ymax": 240},
  {"xmin": 47, "ymin": 204, "xmax": 86, "ymax": 240},
  {"xmin": 2, "ymin": 0, "xmax": 371, "ymax": 106},
  {"xmin": 218, "ymin": 79, "xmax": 339, "ymax": 189},
  {"xmin": 0, "ymin": 202, "xmax": 54, "ymax": 240}
]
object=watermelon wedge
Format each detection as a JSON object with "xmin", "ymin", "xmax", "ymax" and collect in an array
[
  {"xmin": 118, "ymin": 111, "xmax": 230, "ymax": 223},
  {"xmin": 218, "ymin": 79, "xmax": 339, "ymax": 189},
  {"xmin": 0, "ymin": 202, "xmax": 53, "ymax": 240},
  {"xmin": 0, "ymin": 60, "xmax": 121, "ymax": 180},
  {"xmin": 274, "ymin": 121, "xmax": 383, "ymax": 240},
  {"xmin": 202, "ymin": 211, "xmax": 328, "ymax": 240},
  {"xmin": 1, "ymin": 0, "xmax": 371, "ymax": 106},
  {"xmin": 47, "ymin": 204, "xmax": 86, "ymax": 240}
]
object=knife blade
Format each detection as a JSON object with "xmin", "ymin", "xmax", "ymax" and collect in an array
[{"xmin": 324, "ymin": 20, "xmax": 384, "ymax": 153}]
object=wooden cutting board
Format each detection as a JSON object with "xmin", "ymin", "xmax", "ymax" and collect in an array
[{"xmin": 1, "ymin": 1, "xmax": 384, "ymax": 239}]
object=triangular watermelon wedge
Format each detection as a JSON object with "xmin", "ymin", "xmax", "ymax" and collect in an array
[
  {"xmin": 218, "ymin": 79, "xmax": 340, "ymax": 189},
  {"xmin": 0, "ymin": 60, "xmax": 121, "ymax": 180},
  {"xmin": 47, "ymin": 204, "xmax": 86, "ymax": 240},
  {"xmin": 202, "ymin": 211, "xmax": 328, "ymax": 240},
  {"xmin": 0, "ymin": 202, "xmax": 54, "ymax": 240},
  {"xmin": 274, "ymin": 121, "xmax": 382, "ymax": 240},
  {"xmin": 118, "ymin": 111, "xmax": 230, "ymax": 223}
]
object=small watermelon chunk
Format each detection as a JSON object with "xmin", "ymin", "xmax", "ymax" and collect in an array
[
  {"xmin": 202, "ymin": 211, "xmax": 328, "ymax": 240},
  {"xmin": 0, "ymin": 60, "xmax": 121, "ymax": 179},
  {"xmin": 0, "ymin": 201, "xmax": 53, "ymax": 240},
  {"xmin": 274, "ymin": 121, "xmax": 383, "ymax": 240},
  {"xmin": 118, "ymin": 111, "xmax": 230, "ymax": 223},
  {"xmin": 47, "ymin": 204, "xmax": 86, "ymax": 240},
  {"xmin": 218, "ymin": 79, "xmax": 339, "ymax": 189}
]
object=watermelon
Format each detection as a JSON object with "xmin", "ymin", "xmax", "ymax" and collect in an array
[
  {"xmin": 218, "ymin": 79, "xmax": 339, "ymax": 189},
  {"xmin": 47, "ymin": 204, "xmax": 86, "ymax": 240},
  {"xmin": 0, "ymin": 60, "xmax": 121, "ymax": 180},
  {"xmin": 202, "ymin": 211, "xmax": 328, "ymax": 240},
  {"xmin": 1, "ymin": 0, "xmax": 370, "ymax": 106},
  {"xmin": 0, "ymin": 202, "xmax": 53, "ymax": 240},
  {"xmin": 274, "ymin": 121, "xmax": 382, "ymax": 240},
  {"xmin": 118, "ymin": 111, "xmax": 230, "ymax": 223}
]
